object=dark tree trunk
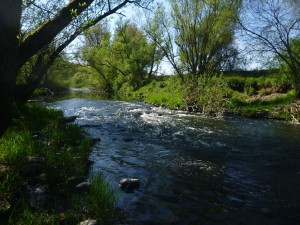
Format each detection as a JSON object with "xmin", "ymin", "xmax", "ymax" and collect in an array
[
  {"xmin": 0, "ymin": 0, "xmax": 22, "ymax": 137},
  {"xmin": 17, "ymin": 0, "xmax": 95, "ymax": 70},
  {"xmin": 14, "ymin": 53, "xmax": 48, "ymax": 104}
]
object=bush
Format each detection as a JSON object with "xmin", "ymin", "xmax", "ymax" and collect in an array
[
  {"xmin": 226, "ymin": 77, "xmax": 245, "ymax": 92},
  {"xmin": 244, "ymin": 86, "xmax": 256, "ymax": 95},
  {"xmin": 183, "ymin": 75, "xmax": 229, "ymax": 114}
]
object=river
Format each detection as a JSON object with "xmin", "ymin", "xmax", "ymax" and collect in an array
[{"xmin": 47, "ymin": 97, "xmax": 300, "ymax": 225}]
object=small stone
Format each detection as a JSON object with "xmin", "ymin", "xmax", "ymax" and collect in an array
[
  {"xmin": 79, "ymin": 219, "xmax": 97, "ymax": 225},
  {"xmin": 27, "ymin": 156, "xmax": 45, "ymax": 163},
  {"xmin": 34, "ymin": 185, "xmax": 47, "ymax": 194},
  {"xmin": 119, "ymin": 178, "xmax": 140, "ymax": 191},
  {"xmin": 38, "ymin": 173, "xmax": 47, "ymax": 180},
  {"xmin": 76, "ymin": 181, "xmax": 91, "ymax": 192},
  {"xmin": 0, "ymin": 198, "xmax": 11, "ymax": 213},
  {"xmin": 67, "ymin": 176, "xmax": 83, "ymax": 186},
  {"xmin": 0, "ymin": 164, "xmax": 9, "ymax": 178}
]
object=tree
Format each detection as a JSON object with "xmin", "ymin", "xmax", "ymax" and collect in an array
[
  {"xmin": 0, "ymin": 0, "xmax": 153, "ymax": 137},
  {"xmin": 82, "ymin": 20, "xmax": 163, "ymax": 92},
  {"xmin": 112, "ymin": 20, "xmax": 157, "ymax": 90},
  {"xmin": 82, "ymin": 22, "xmax": 115, "ymax": 93},
  {"xmin": 144, "ymin": 4, "xmax": 185, "ymax": 80},
  {"xmin": 171, "ymin": 0, "xmax": 240, "ymax": 78},
  {"xmin": 144, "ymin": 0, "xmax": 240, "ymax": 80},
  {"xmin": 239, "ymin": 0, "xmax": 300, "ymax": 97}
]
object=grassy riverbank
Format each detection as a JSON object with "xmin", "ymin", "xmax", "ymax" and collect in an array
[
  {"xmin": 128, "ymin": 72, "xmax": 300, "ymax": 123},
  {"xmin": 0, "ymin": 104, "xmax": 117, "ymax": 224}
]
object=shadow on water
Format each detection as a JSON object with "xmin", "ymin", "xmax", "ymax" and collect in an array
[{"xmin": 46, "ymin": 92, "xmax": 300, "ymax": 225}]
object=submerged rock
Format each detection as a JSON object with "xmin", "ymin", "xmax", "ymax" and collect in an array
[
  {"xmin": 123, "ymin": 138, "xmax": 134, "ymax": 142},
  {"xmin": 119, "ymin": 178, "xmax": 140, "ymax": 191}
]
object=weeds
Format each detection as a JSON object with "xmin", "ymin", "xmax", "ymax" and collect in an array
[
  {"xmin": 83, "ymin": 173, "xmax": 119, "ymax": 224},
  {"xmin": 8, "ymin": 201, "xmax": 57, "ymax": 225}
]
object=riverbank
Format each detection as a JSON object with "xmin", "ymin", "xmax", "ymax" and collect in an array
[
  {"xmin": 125, "ymin": 73, "xmax": 300, "ymax": 124},
  {"xmin": 0, "ymin": 103, "xmax": 117, "ymax": 224}
]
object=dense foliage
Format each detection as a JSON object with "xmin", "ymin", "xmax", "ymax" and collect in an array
[{"xmin": 80, "ymin": 20, "xmax": 163, "ymax": 93}]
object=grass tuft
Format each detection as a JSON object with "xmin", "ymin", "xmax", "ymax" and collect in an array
[{"xmin": 83, "ymin": 173, "xmax": 118, "ymax": 224}]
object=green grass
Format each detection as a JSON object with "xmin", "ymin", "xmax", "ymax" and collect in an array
[
  {"xmin": 0, "ymin": 103, "xmax": 118, "ymax": 224},
  {"xmin": 226, "ymin": 90, "xmax": 295, "ymax": 119},
  {"xmin": 8, "ymin": 201, "xmax": 58, "ymax": 225},
  {"xmin": 132, "ymin": 76, "xmax": 185, "ymax": 109},
  {"xmin": 0, "ymin": 130, "xmax": 35, "ymax": 165},
  {"xmin": 123, "ymin": 71, "xmax": 299, "ymax": 121},
  {"xmin": 83, "ymin": 173, "xmax": 119, "ymax": 224}
]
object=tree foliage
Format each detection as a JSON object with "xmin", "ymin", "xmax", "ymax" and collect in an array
[
  {"xmin": 82, "ymin": 20, "xmax": 163, "ymax": 93},
  {"xmin": 145, "ymin": 0, "xmax": 240, "ymax": 80},
  {"xmin": 171, "ymin": 0, "xmax": 240, "ymax": 77}
]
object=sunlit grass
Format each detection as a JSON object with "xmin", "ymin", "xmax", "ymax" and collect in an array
[
  {"xmin": 0, "ymin": 130, "xmax": 34, "ymax": 164},
  {"xmin": 0, "ymin": 103, "xmax": 102, "ymax": 224}
]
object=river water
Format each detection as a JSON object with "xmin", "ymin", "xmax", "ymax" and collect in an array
[{"xmin": 48, "ymin": 98, "xmax": 300, "ymax": 225}]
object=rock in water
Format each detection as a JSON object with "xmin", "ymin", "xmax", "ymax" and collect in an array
[{"xmin": 119, "ymin": 178, "xmax": 140, "ymax": 191}]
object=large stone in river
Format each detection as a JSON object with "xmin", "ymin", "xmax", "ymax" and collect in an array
[{"xmin": 119, "ymin": 178, "xmax": 140, "ymax": 191}]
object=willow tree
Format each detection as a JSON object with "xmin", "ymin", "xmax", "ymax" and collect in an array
[
  {"xmin": 0, "ymin": 0, "xmax": 153, "ymax": 137},
  {"xmin": 171, "ymin": 0, "xmax": 241, "ymax": 78},
  {"xmin": 144, "ymin": 0, "xmax": 240, "ymax": 80}
]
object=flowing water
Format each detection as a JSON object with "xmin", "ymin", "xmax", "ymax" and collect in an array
[{"xmin": 48, "ymin": 98, "xmax": 300, "ymax": 225}]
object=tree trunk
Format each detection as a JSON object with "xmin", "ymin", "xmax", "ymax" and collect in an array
[
  {"xmin": 0, "ymin": 0, "xmax": 22, "ymax": 137},
  {"xmin": 17, "ymin": 0, "xmax": 95, "ymax": 70},
  {"xmin": 14, "ymin": 0, "xmax": 131, "ymax": 104}
]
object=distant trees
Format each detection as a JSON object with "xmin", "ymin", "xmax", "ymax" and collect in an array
[
  {"xmin": 239, "ymin": 0, "xmax": 300, "ymax": 97},
  {"xmin": 81, "ymin": 20, "xmax": 164, "ymax": 93}
]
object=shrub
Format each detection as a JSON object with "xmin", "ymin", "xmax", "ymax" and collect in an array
[
  {"xmin": 244, "ymin": 86, "xmax": 256, "ymax": 95},
  {"xmin": 226, "ymin": 77, "xmax": 245, "ymax": 92},
  {"xmin": 184, "ymin": 75, "xmax": 229, "ymax": 114}
]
